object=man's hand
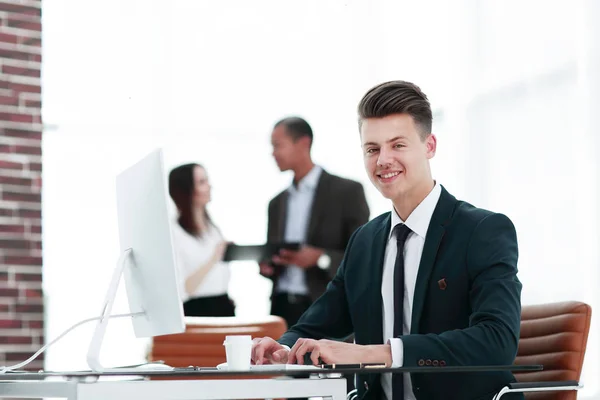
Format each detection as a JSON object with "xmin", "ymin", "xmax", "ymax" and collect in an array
[
  {"xmin": 288, "ymin": 339, "xmax": 393, "ymax": 366},
  {"xmin": 259, "ymin": 262, "xmax": 275, "ymax": 277},
  {"xmin": 272, "ymin": 246, "xmax": 323, "ymax": 269},
  {"xmin": 251, "ymin": 337, "xmax": 290, "ymax": 365}
]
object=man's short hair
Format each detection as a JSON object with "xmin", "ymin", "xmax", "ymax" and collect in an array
[
  {"xmin": 357, "ymin": 80, "xmax": 432, "ymax": 140},
  {"xmin": 274, "ymin": 116, "xmax": 313, "ymax": 145}
]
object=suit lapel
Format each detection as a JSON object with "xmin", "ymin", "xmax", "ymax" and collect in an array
[
  {"xmin": 368, "ymin": 214, "xmax": 391, "ymax": 344},
  {"xmin": 410, "ymin": 187, "xmax": 456, "ymax": 333},
  {"xmin": 306, "ymin": 171, "xmax": 330, "ymax": 239}
]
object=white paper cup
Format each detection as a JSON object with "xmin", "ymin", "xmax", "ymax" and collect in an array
[{"xmin": 223, "ymin": 335, "xmax": 252, "ymax": 371}]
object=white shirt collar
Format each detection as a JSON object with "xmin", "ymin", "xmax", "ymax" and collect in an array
[
  {"xmin": 389, "ymin": 182, "xmax": 442, "ymax": 240},
  {"xmin": 288, "ymin": 165, "xmax": 322, "ymax": 193}
]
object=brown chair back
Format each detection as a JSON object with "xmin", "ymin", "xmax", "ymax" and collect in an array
[
  {"xmin": 515, "ymin": 301, "xmax": 592, "ymax": 400},
  {"xmin": 150, "ymin": 315, "xmax": 287, "ymax": 368}
]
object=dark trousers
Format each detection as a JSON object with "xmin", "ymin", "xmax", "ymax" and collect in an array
[
  {"xmin": 270, "ymin": 292, "xmax": 312, "ymax": 328},
  {"xmin": 183, "ymin": 294, "xmax": 235, "ymax": 317}
]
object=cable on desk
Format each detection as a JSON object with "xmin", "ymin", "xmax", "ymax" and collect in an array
[{"xmin": 0, "ymin": 312, "xmax": 141, "ymax": 374}]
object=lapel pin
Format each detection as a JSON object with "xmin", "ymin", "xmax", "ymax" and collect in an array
[{"xmin": 438, "ymin": 278, "xmax": 447, "ymax": 290}]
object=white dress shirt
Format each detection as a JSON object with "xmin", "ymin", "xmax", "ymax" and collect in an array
[
  {"xmin": 172, "ymin": 221, "xmax": 230, "ymax": 302},
  {"xmin": 381, "ymin": 183, "xmax": 442, "ymax": 400},
  {"xmin": 276, "ymin": 165, "xmax": 323, "ymax": 295}
]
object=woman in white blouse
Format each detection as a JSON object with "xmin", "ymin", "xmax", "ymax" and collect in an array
[{"xmin": 168, "ymin": 163, "xmax": 234, "ymax": 316}]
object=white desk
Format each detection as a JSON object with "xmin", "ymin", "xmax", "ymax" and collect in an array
[
  {"xmin": 0, "ymin": 364, "xmax": 544, "ymax": 399},
  {"xmin": 0, "ymin": 375, "xmax": 347, "ymax": 400}
]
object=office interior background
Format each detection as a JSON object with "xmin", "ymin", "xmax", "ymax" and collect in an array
[{"xmin": 0, "ymin": 0, "xmax": 597, "ymax": 397}]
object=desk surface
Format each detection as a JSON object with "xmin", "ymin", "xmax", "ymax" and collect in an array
[
  {"xmin": 0, "ymin": 375, "xmax": 349, "ymax": 400},
  {"xmin": 0, "ymin": 364, "xmax": 542, "ymax": 380}
]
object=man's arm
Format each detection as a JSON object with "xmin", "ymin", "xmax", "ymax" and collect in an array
[
  {"xmin": 278, "ymin": 227, "xmax": 363, "ymax": 347},
  {"xmin": 260, "ymin": 198, "xmax": 280, "ymax": 280},
  {"xmin": 321, "ymin": 182, "xmax": 370, "ymax": 279},
  {"xmin": 401, "ymin": 213, "xmax": 521, "ymax": 366}
]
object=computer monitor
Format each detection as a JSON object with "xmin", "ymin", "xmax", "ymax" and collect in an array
[{"xmin": 86, "ymin": 148, "xmax": 185, "ymax": 372}]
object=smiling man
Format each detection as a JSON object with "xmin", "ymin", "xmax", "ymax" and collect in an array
[{"xmin": 251, "ymin": 81, "xmax": 522, "ymax": 400}]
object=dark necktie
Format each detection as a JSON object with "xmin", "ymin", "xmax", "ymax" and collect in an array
[{"xmin": 392, "ymin": 223, "xmax": 412, "ymax": 400}]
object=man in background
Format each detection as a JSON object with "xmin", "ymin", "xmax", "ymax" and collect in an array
[{"xmin": 260, "ymin": 116, "xmax": 370, "ymax": 328}]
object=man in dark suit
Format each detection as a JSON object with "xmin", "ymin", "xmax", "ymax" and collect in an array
[
  {"xmin": 260, "ymin": 116, "xmax": 370, "ymax": 329},
  {"xmin": 252, "ymin": 82, "xmax": 522, "ymax": 400}
]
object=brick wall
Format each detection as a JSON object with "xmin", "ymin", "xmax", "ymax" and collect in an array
[{"xmin": 0, "ymin": 0, "xmax": 43, "ymax": 371}]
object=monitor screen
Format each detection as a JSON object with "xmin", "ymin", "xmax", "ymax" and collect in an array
[
  {"xmin": 87, "ymin": 148, "xmax": 185, "ymax": 371},
  {"xmin": 116, "ymin": 148, "xmax": 185, "ymax": 338}
]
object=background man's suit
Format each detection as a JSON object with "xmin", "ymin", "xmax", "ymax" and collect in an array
[
  {"xmin": 265, "ymin": 169, "xmax": 370, "ymax": 326},
  {"xmin": 279, "ymin": 186, "xmax": 522, "ymax": 400}
]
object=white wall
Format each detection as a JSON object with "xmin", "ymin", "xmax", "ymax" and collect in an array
[{"xmin": 41, "ymin": 0, "xmax": 599, "ymax": 397}]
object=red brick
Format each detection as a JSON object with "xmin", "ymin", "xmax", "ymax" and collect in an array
[
  {"xmin": 3, "ymin": 256, "xmax": 42, "ymax": 265},
  {"xmin": 9, "ymin": 83, "xmax": 41, "ymax": 94},
  {"xmin": 0, "ymin": 95, "xmax": 19, "ymax": 105},
  {"xmin": 30, "ymin": 53, "xmax": 41, "ymax": 62},
  {"xmin": 0, "ymin": 336, "xmax": 32, "ymax": 345},
  {"xmin": 28, "ymin": 162, "xmax": 41, "ymax": 172},
  {"xmin": 14, "ymin": 145, "xmax": 41, "ymax": 156},
  {"xmin": 2, "ymin": 191, "xmax": 41, "ymax": 203},
  {"xmin": 23, "ymin": 99, "xmax": 41, "ymax": 108},
  {"xmin": 7, "ymin": 19, "xmax": 41, "ymax": 31},
  {"xmin": 0, "ymin": 48, "xmax": 31, "ymax": 61},
  {"xmin": 0, "ymin": 32, "xmax": 18, "ymax": 44},
  {"xmin": 15, "ymin": 303, "xmax": 43, "ymax": 312},
  {"xmin": 1, "ymin": 129, "xmax": 41, "ymax": 140},
  {"xmin": 0, "ymin": 208, "xmax": 14, "ymax": 217},
  {"xmin": 0, "ymin": 224, "xmax": 25, "ymax": 234},
  {"xmin": 3, "ymin": 65, "xmax": 40, "ymax": 78},
  {"xmin": 5, "ymin": 351, "xmax": 35, "ymax": 361},
  {"xmin": 27, "ymin": 320, "xmax": 42, "ymax": 329},
  {"xmin": 0, "ymin": 176, "xmax": 32, "ymax": 186},
  {"xmin": 24, "ymin": 361, "xmax": 43, "ymax": 371},
  {"xmin": 15, "ymin": 274, "xmax": 41, "ymax": 282},
  {"xmin": 20, "ymin": 37, "xmax": 41, "ymax": 47},
  {"xmin": 16, "ymin": 209, "xmax": 40, "ymax": 218},
  {"xmin": 0, "ymin": 4, "xmax": 41, "ymax": 16},
  {"xmin": 0, "ymin": 288, "xmax": 19, "ymax": 297},
  {"xmin": 0, "ymin": 272, "xmax": 8, "ymax": 281},
  {"xmin": 30, "ymin": 225, "xmax": 41, "ymax": 234},
  {"xmin": 0, "ymin": 319, "xmax": 22, "ymax": 328},
  {"xmin": 20, "ymin": 288, "xmax": 42, "ymax": 298},
  {"xmin": 0, "ymin": 303, "xmax": 10, "ymax": 311},
  {"xmin": 0, "ymin": 160, "xmax": 23, "ymax": 169},
  {"xmin": 0, "ymin": 239, "xmax": 30, "ymax": 249}
]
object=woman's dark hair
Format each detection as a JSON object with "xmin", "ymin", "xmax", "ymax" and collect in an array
[{"xmin": 168, "ymin": 163, "xmax": 215, "ymax": 237}]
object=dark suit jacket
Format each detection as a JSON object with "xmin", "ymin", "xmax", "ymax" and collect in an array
[
  {"xmin": 279, "ymin": 186, "xmax": 522, "ymax": 400},
  {"xmin": 266, "ymin": 169, "xmax": 370, "ymax": 301}
]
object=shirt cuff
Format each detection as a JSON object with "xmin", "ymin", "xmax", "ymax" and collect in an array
[
  {"xmin": 388, "ymin": 338, "xmax": 404, "ymax": 367},
  {"xmin": 281, "ymin": 344, "xmax": 291, "ymax": 351}
]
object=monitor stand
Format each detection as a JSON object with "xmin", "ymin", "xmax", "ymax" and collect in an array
[{"xmin": 86, "ymin": 249, "xmax": 154, "ymax": 372}]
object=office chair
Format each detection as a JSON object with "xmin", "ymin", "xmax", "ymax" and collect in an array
[
  {"xmin": 150, "ymin": 315, "xmax": 287, "ymax": 369},
  {"xmin": 494, "ymin": 301, "xmax": 592, "ymax": 399}
]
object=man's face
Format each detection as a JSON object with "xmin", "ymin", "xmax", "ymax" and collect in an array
[
  {"xmin": 361, "ymin": 114, "xmax": 436, "ymax": 201},
  {"xmin": 271, "ymin": 125, "xmax": 300, "ymax": 171}
]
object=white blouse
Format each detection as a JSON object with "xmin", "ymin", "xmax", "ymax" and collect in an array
[{"xmin": 171, "ymin": 221, "xmax": 230, "ymax": 302}]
